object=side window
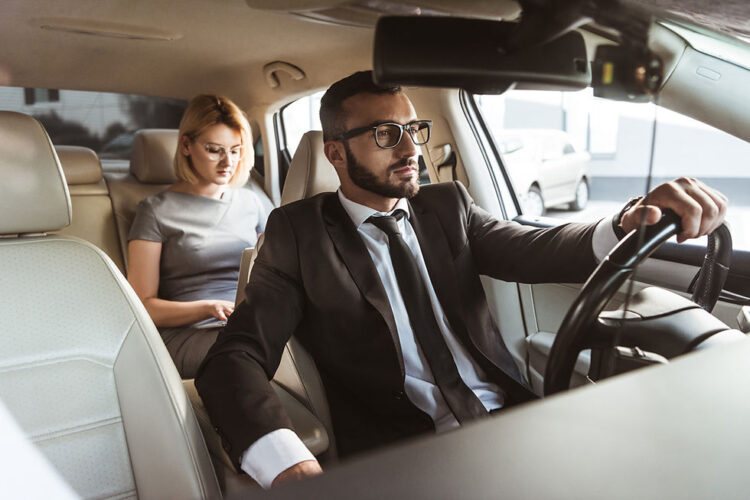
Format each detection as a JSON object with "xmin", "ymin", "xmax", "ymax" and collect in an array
[
  {"xmin": 475, "ymin": 89, "xmax": 750, "ymax": 250},
  {"xmin": 276, "ymin": 91, "xmax": 324, "ymax": 191},
  {"xmin": 1, "ymin": 86, "xmax": 186, "ymax": 172},
  {"xmin": 281, "ymin": 91, "xmax": 324, "ymax": 157}
]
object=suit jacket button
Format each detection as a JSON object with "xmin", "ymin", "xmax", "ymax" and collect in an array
[{"xmin": 392, "ymin": 391, "xmax": 404, "ymax": 400}]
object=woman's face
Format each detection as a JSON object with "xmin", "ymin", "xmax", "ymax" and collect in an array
[{"xmin": 181, "ymin": 123, "xmax": 243, "ymax": 187}]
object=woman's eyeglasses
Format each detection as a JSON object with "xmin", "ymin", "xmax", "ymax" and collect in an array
[{"xmin": 197, "ymin": 142, "xmax": 243, "ymax": 163}]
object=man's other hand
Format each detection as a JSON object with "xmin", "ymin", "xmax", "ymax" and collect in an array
[
  {"xmin": 271, "ymin": 459, "xmax": 323, "ymax": 487},
  {"xmin": 620, "ymin": 177, "xmax": 728, "ymax": 243}
]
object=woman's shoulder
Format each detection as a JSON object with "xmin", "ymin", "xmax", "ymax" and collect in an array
[{"xmin": 136, "ymin": 188, "xmax": 185, "ymax": 213}]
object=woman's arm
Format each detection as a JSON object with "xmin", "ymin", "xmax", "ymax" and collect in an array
[{"xmin": 127, "ymin": 239, "xmax": 234, "ymax": 327}]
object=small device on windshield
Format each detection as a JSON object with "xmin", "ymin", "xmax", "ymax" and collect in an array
[{"xmin": 591, "ymin": 44, "xmax": 664, "ymax": 102}]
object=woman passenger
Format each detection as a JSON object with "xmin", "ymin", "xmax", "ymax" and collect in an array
[{"xmin": 127, "ymin": 94, "xmax": 266, "ymax": 378}]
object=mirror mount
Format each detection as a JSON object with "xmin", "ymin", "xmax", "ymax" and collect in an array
[
  {"xmin": 529, "ymin": 0, "xmax": 665, "ymax": 102},
  {"xmin": 373, "ymin": 1, "xmax": 666, "ymax": 101}
]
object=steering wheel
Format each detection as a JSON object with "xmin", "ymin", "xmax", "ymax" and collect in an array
[{"xmin": 543, "ymin": 210, "xmax": 732, "ymax": 396}]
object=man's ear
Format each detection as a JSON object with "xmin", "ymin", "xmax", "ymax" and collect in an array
[{"xmin": 324, "ymin": 141, "xmax": 346, "ymax": 170}]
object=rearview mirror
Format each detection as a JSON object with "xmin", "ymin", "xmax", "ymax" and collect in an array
[{"xmin": 373, "ymin": 16, "xmax": 591, "ymax": 94}]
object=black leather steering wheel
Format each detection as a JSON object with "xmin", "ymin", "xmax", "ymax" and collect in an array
[{"xmin": 543, "ymin": 210, "xmax": 732, "ymax": 396}]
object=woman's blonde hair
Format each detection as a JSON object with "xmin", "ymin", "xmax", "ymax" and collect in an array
[{"xmin": 174, "ymin": 94, "xmax": 253, "ymax": 187}]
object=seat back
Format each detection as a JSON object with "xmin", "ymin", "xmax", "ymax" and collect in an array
[
  {"xmin": 53, "ymin": 146, "xmax": 126, "ymax": 274},
  {"xmin": 237, "ymin": 130, "xmax": 340, "ymax": 459},
  {"xmin": 280, "ymin": 130, "xmax": 340, "ymax": 205},
  {"xmin": 105, "ymin": 129, "xmax": 177, "ymax": 269},
  {"xmin": 0, "ymin": 112, "xmax": 220, "ymax": 499}
]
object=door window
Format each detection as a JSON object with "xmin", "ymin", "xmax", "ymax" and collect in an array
[{"xmin": 475, "ymin": 89, "xmax": 750, "ymax": 249}]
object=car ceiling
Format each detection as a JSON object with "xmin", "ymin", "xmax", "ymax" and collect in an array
[
  {"xmin": 0, "ymin": 0, "xmax": 748, "ymax": 110},
  {"xmin": 0, "ymin": 0, "xmax": 521, "ymax": 109}
]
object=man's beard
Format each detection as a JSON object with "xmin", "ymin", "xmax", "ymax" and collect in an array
[{"xmin": 344, "ymin": 144, "xmax": 420, "ymax": 199}]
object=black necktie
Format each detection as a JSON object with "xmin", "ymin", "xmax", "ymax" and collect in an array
[{"xmin": 368, "ymin": 211, "xmax": 488, "ymax": 423}]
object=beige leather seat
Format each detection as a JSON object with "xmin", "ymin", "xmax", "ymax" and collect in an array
[
  {"xmin": 110, "ymin": 130, "xmax": 326, "ymax": 492},
  {"xmin": 54, "ymin": 145, "xmax": 126, "ymax": 274},
  {"xmin": 0, "ymin": 111, "xmax": 221, "ymax": 499},
  {"xmin": 105, "ymin": 129, "xmax": 180, "ymax": 270},
  {"xmin": 190, "ymin": 132, "xmax": 336, "ymax": 485},
  {"xmin": 280, "ymin": 130, "xmax": 340, "ymax": 205},
  {"xmin": 234, "ymin": 130, "xmax": 340, "ymax": 463},
  {"xmin": 276, "ymin": 130, "xmax": 339, "ymax": 459}
]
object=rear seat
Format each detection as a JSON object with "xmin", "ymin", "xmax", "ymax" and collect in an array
[
  {"xmin": 53, "ymin": 146, "xmax": 126, "ymax": 273},
  {"xmin": 52, "ymin": 129, "xmax": 330, "ymax": 494},
  {"xmin": 108, "ymin": 131, "xmax": 331, "ymax": 493}
]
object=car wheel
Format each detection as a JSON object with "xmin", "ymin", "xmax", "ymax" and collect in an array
[
  {"xmin": 522, "ymin": 185, "xmax": 545, "ymax": 216},
  {"xmin": 569, "ymin": 178, "xmax": 589, "ymax": 211}
]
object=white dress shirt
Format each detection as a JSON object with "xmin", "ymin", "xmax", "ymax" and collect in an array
[{"xmin": 241, "ymin": 189, "xmax": 620, "ymax": 487}]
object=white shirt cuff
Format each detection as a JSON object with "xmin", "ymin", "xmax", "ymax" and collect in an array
[
  {"xmin": 592, "ymin": 215, "xmax": 620, "ymax": 263},
  {"xmin": 239, "ymin": 428, "xmax": 315, "ymax": 489}
]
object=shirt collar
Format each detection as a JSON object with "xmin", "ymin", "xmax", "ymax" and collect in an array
[{"xmin": 337, "ymin": 189, "xmax": 411, "ymax": 229}]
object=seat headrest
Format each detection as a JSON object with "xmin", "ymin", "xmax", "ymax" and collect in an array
[
  {"xmin": 0, "ymin": 111, "xmax": 71, "ymax": 234},
  {"xmin": 130, "ymin": 129, "xmax": 178, "ymax": 184},
  {"xmin": 280, "ymin": 131, "xmax": 340, "ymax": 206},
  {"xmin": 55, "ymin": 146, "xmax": 103, "ymax": 185}
]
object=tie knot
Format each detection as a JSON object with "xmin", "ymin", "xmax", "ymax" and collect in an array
[{"xmin": 367, "ymin": 210, "xmax": 405, "ymax": 237}]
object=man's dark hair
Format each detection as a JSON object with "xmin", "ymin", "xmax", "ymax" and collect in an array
[{"xmin": 319, "ymin": 70, "xmax": 401, "ymax": 141}]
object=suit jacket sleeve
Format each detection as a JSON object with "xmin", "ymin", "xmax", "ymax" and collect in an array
[
  {"xmin": 195, "ymin": 207, "xmax": 304, "ymax": 467},
  {"xmin": 455, "ymin": 181, "xmax": 598, "ymax": 283}
]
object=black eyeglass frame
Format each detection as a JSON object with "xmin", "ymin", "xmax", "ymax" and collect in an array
[{"xmin": 334, "ymin": 120, "xmax": 433, "ymax": 149}]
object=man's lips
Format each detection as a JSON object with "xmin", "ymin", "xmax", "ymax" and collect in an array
[{"xmin": 391, "ymin": 164, "xmax": 417, "ymax": 176}]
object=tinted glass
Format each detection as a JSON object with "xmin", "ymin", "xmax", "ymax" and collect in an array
[{"xmin": 0, "ymin": 86, "xmax": 186, "ymax": 167}]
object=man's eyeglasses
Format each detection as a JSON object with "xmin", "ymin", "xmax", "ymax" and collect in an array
[
  {"xmin": 335, "ymin": 120, "xmax": 433, "ymax": 149},
  {"xmin": 197, "ymin": 141, "xmax": 243, "ymax": 163}
]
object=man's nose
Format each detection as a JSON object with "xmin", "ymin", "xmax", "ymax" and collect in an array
[{"xmin": 396, "ymin": 130, "xmax": 420, "ymax": 158}]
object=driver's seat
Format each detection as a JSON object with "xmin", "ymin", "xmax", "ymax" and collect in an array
[{"xmin": 0, "ymin": 111, "xmax": 220, "ymax": 498}]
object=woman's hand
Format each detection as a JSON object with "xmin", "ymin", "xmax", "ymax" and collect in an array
[
  {"xmin": 128, "ymin": 239, "xmax": 237, "ymax": 327},
  {"xmin": 204, "ymin": 300, "xmax": 235, "ymax": 322}
]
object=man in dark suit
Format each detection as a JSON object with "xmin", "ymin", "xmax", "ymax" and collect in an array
[{"xmin": 196, "ymin": 71, "xmax": 727, "ymax": 488}]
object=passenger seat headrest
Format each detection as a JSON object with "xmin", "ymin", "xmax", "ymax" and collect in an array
[
  {"xmin": 55, "ymin": 146, "xmax": 103, "ymax": 185},
  {"xmin": 281, "ymin": 130, "xmax": 340, "ymax": 206},
  {"xmin": 0, "ymin": 111, "xmax": 71, "ymax": 234},
  {"xmin": 130, "ymin": 129, "xmax": 178, "ymax": 184}
]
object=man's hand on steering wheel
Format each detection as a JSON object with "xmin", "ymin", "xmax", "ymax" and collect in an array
[{"xmin": 620, "ymin": 177, "xmax": 728, "ymax": 242}]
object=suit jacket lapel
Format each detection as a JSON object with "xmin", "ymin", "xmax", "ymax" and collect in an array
[
  {"xmin": 322, "ymin": 195, "xmax": 405, "ymax": 371},
  {"xmin": 409, "ymin": 198, "xmax": 531, "ymax": 395},
  {"xmin": 407, "ymin": 201, "xmax": 465, "ymax": 330}
]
